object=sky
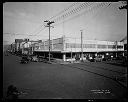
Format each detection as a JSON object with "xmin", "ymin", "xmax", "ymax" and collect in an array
[{"xmin": 3, "ymin": 2, "xmax": 127, "ymax": 45}]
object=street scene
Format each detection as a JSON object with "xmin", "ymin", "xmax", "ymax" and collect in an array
[
  {"xmin": 3, "ymin": 52, "xmax": 127, "ymax": 99},
  {"xmin": 3, "ymin": 2, "xmax": 127, "ymax": 100}
]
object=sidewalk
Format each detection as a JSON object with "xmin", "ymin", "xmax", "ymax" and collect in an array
[
  {"xmin": 105, "ymin": 60, "xmax": 127, "ymax": 67},
  {"xmin": 115, "ymin": 74, "xmax": 127, "ymax": 88}
]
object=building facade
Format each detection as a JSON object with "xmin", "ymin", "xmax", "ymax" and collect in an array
[
  {"xmin": 34, "ymin": 36, "xmax": 124, "ymax": 61},
  {"xmin": 10, "ymin": 39, "xmax": 41, "ymax": 55}
]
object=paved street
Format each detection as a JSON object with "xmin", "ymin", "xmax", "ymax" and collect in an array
[{"xmin": 3, "ymin": 53, "xmax": 127, "ymax": 99}]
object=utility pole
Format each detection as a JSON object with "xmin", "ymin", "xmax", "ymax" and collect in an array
[
  {"xmin": 44, "ymin": 20, "xmax": 54, "ymax": 62},
  {"xmin": 115, "ymin": 41, "xmax": 118, "ymax": 58},
  {"xmin": 80, "ymin": 30, "xmax": 83, "ymax": 61},
  {"xmin": 71, "ymin": 45, "xmax": 72, "ymax": 62}
]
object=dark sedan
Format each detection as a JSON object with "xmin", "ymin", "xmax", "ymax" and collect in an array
[{"xmin": 20, "ymin": 56, "xmax": 30, "ymax": 64}]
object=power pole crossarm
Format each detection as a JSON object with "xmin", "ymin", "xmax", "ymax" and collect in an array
[{"xmin": 47, "ymin": 21, "xmax": 55, "ymax": 25}]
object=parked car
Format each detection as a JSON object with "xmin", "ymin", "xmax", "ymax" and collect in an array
[
  {"xmin": 89, "ymin": 56, "xmax": 95, "ymax": 62},
  {"xmin": 20, "ymin": 56, "xmax": 29, "ymax": 64},
  {"xmin": 102, "ymin": 56, "xmax": 111, "ymax": 61},
  {"xmin": 38, "ymin": 56, "xmax": 45, "ymax": 62},
  {"xmin": 75, "ymin": 55, "xmax": 80, "ymax": 61},
  {"xmin": 31, "ymin": 56, "xmax": 39, "ymax": 62},
  {"xmin": 45, "ymin": 54, "xmax": 53, "ymax": 60},
  {"xmin": 94, "ymin": 57, "xmax": 102, "ymax": 62}
]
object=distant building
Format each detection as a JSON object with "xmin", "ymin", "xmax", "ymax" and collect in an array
[
  {"xmin": 15, "ymin": 39, "xmax": 24, "ymax": 53},
  {"xmin": 10, "ymin": 43, "xmax": 16, "ymax": 53},
  {"xmin": 120, "ymin": 36, "xmax": 127, "ymax": 57},
  {"xmin": 21, "ymin": 39, "xmax": 42, "ymax": 55},
  {"xmin": 10, "ymin": 38, "xmax": 41, "ymax": 55}
]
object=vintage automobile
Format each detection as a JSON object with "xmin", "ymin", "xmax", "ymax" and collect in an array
[
  {"xmin": 89, "ymin": 56, "xmax": 95, "ymax": 62},
  {"xmin": 41, "ymin": 54, "xmax": 55, "ymax": 63},
  {"xmin": 37, "ymin": 56, "xmax": 45, "ymax": 62},
  {"xmin": 31, "ymin": 55, "xmax": 39, "ymax": 62},
  {"xmin": 94, "ymin": 57, "xmax": 103, "ymax": 62},
  {"xmin": 20, "ymin": 56, "xmax": 30, "ymax": 64}
]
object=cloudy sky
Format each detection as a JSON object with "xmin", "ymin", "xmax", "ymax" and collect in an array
[{"xmin": 3, "ymin": 2, "xmax": 127, "ymax": 45}]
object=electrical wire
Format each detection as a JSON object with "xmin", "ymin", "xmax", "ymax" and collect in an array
[
  {"xmin": 4, "ymin": 2, "xmax": 114, "ymax": 42},
  {"xmin": 29, "ymin": 2, "xmax": 95, "ymax": 37},
  {"xmin": 52, "ymin": 3, "xmax": 83, "ymax": 22},
  {"xmin": 4, "ymin": 33, "xmax": 27, "ymax": 36},
  {"xmin": 120, "ymin": 36, "xmax": 127, "ymax": 42},
  {"xmin": 3, "ymin": 3, "xmax": 111, "ymax": 41},
  {"xmin": 53, "ymin": 3, "xmax": 96, "ymax": 26},
  {"xmin": 54, "ymin": 2, "xmax": 112, "ymax": 39},
  {"xmin": 59, "ymin": 2, "xmax": 93, "ymax": 22},
  {"xmin": 30, "ymin": 24, "xmax": 44, "ymax": 35},
  {"xmin": 53, "ymin": 2, "xmax": 93, "ymax": 23},
  {"xmin": 29, "ymin": 3, "xmax": 79, "ymax": 37},
  {"xmin": 29, "ymin": 26, "xmax": 46, "ymax": 36},
  {"xmin": 48, "ymin": 2, "xmax": 79, "ymax": 21},
  {"xmin": 53, "ymin": 2, "xmax": 111, "ymax": 27}
]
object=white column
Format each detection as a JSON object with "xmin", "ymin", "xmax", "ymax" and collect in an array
[
  {"xmin": 123, "ymin": 43, "xmax": 124, "ymax": 56},
  {"xmin": 95, "ymin": 53, "xmax": 97, "ymax": 57},
  {"xmin": 123, "ymin": 51, "xmax": 124, "ymax": 56},
  {"xmin": 63, "ymin": 35, "xmax": 66, "ymax": 51},
  {"xmin": 63, "ymin": 53, "xmax": 66, "ymax": 61}
]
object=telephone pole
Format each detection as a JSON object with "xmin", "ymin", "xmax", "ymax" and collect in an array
[
  {"xmin": 80, "ymin": 30, "xmax": 83, "ymax": 61},
  {"xmin": 44, "ymin": 20, "xmax": 54, "ymax": 62}
]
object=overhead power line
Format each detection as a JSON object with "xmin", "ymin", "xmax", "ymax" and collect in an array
[
  {"xmin": 4, "ymin": 33, "xmax": 26, "ymax": 35},
  {"xmin": 53, "ymin": 2, "xmax": 97, "ymax": 25},
  {"xmin": 30, "ymin": 24, "xmax": 44, "ymax": 35},
  {"xmin": 3, "ymin": 3, "xmax": 112, "ymax": 40},
  {"xmin": 52, "ymin": 2, "xmax": 94, "ymax": 23},
  {"xmin": 28, "ymin": 2, "xmax": 93, "ymax": 37},
  {"xmin": 120, "ymin": 36, "xmax": 127, "ymax": 42},
  {"xmin": 3, "ymin": 32, "xmax": 52, "ymax": 38},
  {"xmin": 53, "ymin": 2, "xmax": 111, "ymax": 27},
  {"xmin": 29, "ymin": 3, "xmax": 78, "ymax": 37},
  {"xmin": 48, "ymin": 2, "xmax": 79, "ymax": 21},
  {"xmin": 29, "ymin": 26, "xmax": 46, "ymax": 36},
  {"xmin": 53, "ymin": 2, "xmax": 112, "ymax": 38},
  {"xmin": 3, "ymin": 33, "xmax": 36, "ymax": 36},
  {"xmin": 4, "ymin": 27, "xmax": 46, "ymax": 37}
]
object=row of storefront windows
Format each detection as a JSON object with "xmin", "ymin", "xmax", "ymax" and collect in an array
[
  {"xmin": 35, "ymin": 43, "xmax": 63, "ymax": 50},
  {"xmin": 66, "ymin": 43, "xmax": 123, "ymax": 49},
  {"xmin": 34, "ymin": 43, "xmax": 123, "ymax": 50}
]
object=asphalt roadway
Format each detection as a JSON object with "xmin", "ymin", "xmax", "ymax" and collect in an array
[{"xmin": 3, "ymin": 53, "xmax": 127, "ymax": 100}]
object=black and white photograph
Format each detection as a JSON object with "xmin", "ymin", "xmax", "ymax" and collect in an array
[{"xmin": 3, "ymin": 1, "xmax": 127, "ymax": 100}]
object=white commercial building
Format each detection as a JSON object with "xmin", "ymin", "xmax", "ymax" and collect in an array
[{"xmin": 34, "ymin": 36, "xmax": 124, "ymax": 61}]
